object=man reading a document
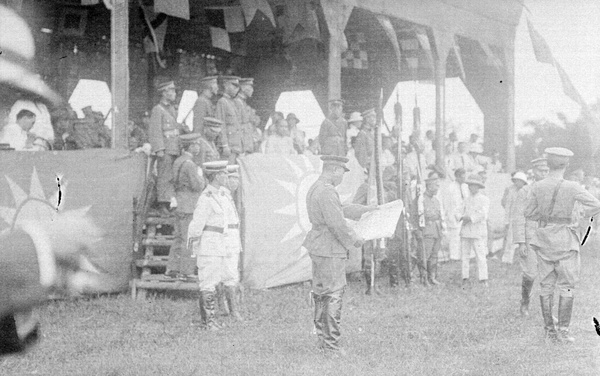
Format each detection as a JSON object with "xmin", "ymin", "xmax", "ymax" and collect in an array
[{"xmin": 303, "ymin": 155, "xmax": 371, "ymax": 355}]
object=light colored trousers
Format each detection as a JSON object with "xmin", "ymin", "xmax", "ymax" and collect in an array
[
  {"xmin": 197, "ymin": 253, "xmax": 240, "ymax": 291},
  {"xmin": 447, "ymin": 227, "xmax": 462, "ymax": 260},
  {"xmin": 461, "ymin": 237, "xmax": 489, "ymax": 281}
]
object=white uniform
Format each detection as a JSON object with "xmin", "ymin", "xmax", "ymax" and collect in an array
[
  {"xmin": 8, "ymin": 100, "xmax": 54, "ymax": 143},
  {"xmin": 188, "ymin": 184, "xmax": 229, "ymax": 291},
  {"xmin": 439, "ymin": 180, "xmax": 469, "ymax": 260},
  {"xmin": 220, "ymin": 186, "xmax": 242, "ymax": 286},
  {"xmin": 0, "ymin": 122, "xmax": 29, "ymax": 150},
  {"xmin": 460, "ymin": 191, "xmax": 490, "ymax": 281}
]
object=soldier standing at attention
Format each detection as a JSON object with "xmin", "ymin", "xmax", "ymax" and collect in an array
[
  {"xmin": 303, "ymin": 155, "xmax": 371, "ymax": 355},
  {"xmin": 236, "ymin": 78, "xmax": 258, "ymax": 155},
  {"xmin": 419, "ymin": 173, "xmax": 445, "ymax": 285},
  {"xmin": 149, "ymin": 80, "xmax": 183, "ymax": 215},
  {"xmin": 215, "ymin": 76, "xmax": 242, "ymax": 163},
  {"xmin": 188, "ymin": 160, "xmax": 230, "ymax": 330},
  {"xmin": 512, "ymin": 157, "xmax": 549, "ymax": 316},
  {"xmin": 217, "ymin": 165, "xmax": 244, "ymax": 321},
  {"xmin": 318, "ymin": 99, "xmax": 347, "ymax": 156},
  {"xmin": 354, "ymin": 108, "xmax": 376, "ymax": 170},
  {"xmin": 164, "ymin": 134, "xmax": 205, "ymax": 280},
  {"xmin": 524, "ymin": 147, "xmax": 600, "ymax": 343},
  {"xmin": 192, "ymin": 76, "xmax": 218, "ymax": 135},
  {"xmin": 195, "ymin": 117, "xmax": 223, "ymax": 167}
]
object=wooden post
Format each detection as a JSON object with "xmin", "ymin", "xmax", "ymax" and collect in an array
[
  {"xmin": 431, "ymin": 29, "xmax": 454, "ymax": 171},
  {"xmin": 321, "ymin": 0, "xmax": 354, "ymax": 101},
  {"xmin": 111, "ymin": 0, "xmax": 129, "ymax": 149}
]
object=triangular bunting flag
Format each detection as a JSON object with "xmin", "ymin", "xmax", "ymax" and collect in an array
[
  {"xmin": 154, "ymin": 0, "xmax": 189, "ymax": 20},
  {"xmin": 527, "ymin": 18, "xmax": 555, "ymax": 65},
  {"xmin": 240, "ymin": 0, "xmax": 275, "ymax": 27},
  {"xmin": 479, "ymin": 41, "xmax": 503, "ymax": 70},
  {"xmin": 143, "ymin": 18, "xmax": 168, "ymax": 54},
  {"xmin": 206, "ymin": 6, "xmax": 245, "ymax": 33},
  {"xmin": 210, "ymin": 26, "xmax": 231, "ymax": 52},
  {"xmin": 555, "ymin": 61, "xmax": 587, "ymax": 108}
]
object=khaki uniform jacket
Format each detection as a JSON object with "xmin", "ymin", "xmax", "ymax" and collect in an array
[
  {"xmin": 215, "ymin": 93, "xmax": 242, "ymax": 153},
  {"xmin": 460, "ymin": 192, "xmax": 489, "ymax": 239},
  {"xmin": 188, "ymin": 185, "xmax": 228, "ymax": 257},
  {"xmin": 318, "ymin": 117, "xmax": 347, "ymax": 156},
  {"xmin": 512, "ymin": 183, "xmax": 539, "ymax": 245},
  {"xmin": 193, "ymin": 136, "xmax": 220, "ymax": 167},
  {"xmin": 192, "ymin": 95, "xmax": 214, "ymax": 135},
  {"xmin": 235, "ymin": 96, "xmax": 256, "ymax": 154},
  {"xmin": 221, "ymin": 186, "xmax": 242, "ymax": 253},
  {"xmin": 303, "ymin": 177, "xmax": 362, "ymax": 258},
  {"xmin": 171, "ymin": 152, "xmax": 204, "ymax": 214},
  {"xmin": 354, "ymin": 129, "xmax": 374, "ymax": 169},
  {"xmin": 149, "ymin": 102, "xmax": 181, "ymax": 155},
  {"xmin": 524, "ymin": 175, "xmax": 600, "ymax": 261},
  {"xmin": 421, "ymin": 194, "xmax": 444, "ymax": 238}
]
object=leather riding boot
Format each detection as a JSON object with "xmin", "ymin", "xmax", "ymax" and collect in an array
[
  {"xmin": 225, "ymin": 285, "xmax": 244, "ymax": 322},
  {"xmin": 520, "ymin": 277, "xmax": 534, "ymax": 317},
  {"xmin": 540, "ymin": 295, "xmax": 556, "ymax": 341},
  {"xmin": 312, "ymin": 292, "xmax": 325, "ymax": 347},
  {"xmin": 557, "ymin": 296, "xmax": 575, "ymax": 343},
  {"xmin": 319, "ymin": 290, "xmax": 344, "ymax": 353},
  {"xmin": 199, "ymin": 291, "xmax": 220, "ymax": 331},
  {"xmin": 427, "ymin": 260, "xmax": 441, "ymax": 285},
  {"xmin": 215, "ymin": 284, "xmax": 230, "ymax": 316}
]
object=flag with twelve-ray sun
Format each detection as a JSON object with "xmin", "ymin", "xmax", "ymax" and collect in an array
[{"xmin": 239, "ymin": 154, "xmax": 365, "ymax": 289}]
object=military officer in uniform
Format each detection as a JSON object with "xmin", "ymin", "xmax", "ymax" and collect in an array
[
  {"xmin": 354, "ymin": 108, "xmax": 376, "ymax": 170},
  {"xmin": 164, "ymin": 133, "xmax": 205, "ymax": 280},
  {"xmin": 318, "ymin": 99, "xmax": 347, "ymax": 156},
  {"xmin": 192, "ymin": 76, "xmax": 218, "ymax": 135},
  {"xmin": 217, "ymin": 164, "xmax": 244, "ymax": 321},
  {"xmin": 414, "ymin": 173, "xmax": 444, "ymax": 286},
  {"xmin": 303, "ymin": 155, "xmax": 372, "ymax": 354},
  {"xmin": 149, "ymin": 80, "xmax": 184, "ymax": 214},
  {"xmin": 188, "ymin": 160, "xmax": 230, "ymax": 330},
  {"xmin": 215, "ymin": 76, "xmax": 242, "ymax": 163},
  {"xmin": 512, "ymin": 157, "xmax": 549, "ymax": 316},
  {"xmin": 195, "ymin": 117, "xmax": 223, "ymax": 167},
  {"xmin": 236, "ymin": 78, "xmax": 258, "ymax": 155},
  {"xmin": 524, "ymin": 147, "xmax": 600, "ymax": 342}
]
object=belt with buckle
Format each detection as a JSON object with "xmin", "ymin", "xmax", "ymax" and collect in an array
[{"xmin": 204, "ymin": 225, "xmax": 224, "ymax": 233}]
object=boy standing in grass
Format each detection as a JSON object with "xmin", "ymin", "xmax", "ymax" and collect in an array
[{"xmin": 460, "ymin": 174, "xmax": 490, "ymax": 287}]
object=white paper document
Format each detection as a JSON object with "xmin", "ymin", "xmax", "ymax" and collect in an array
[{"xmin": 347, "ymin": 199, "xmax": 404, "ymax": 241}]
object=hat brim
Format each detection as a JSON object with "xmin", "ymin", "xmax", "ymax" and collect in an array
[{"xmin": 0, "ymin": 59, "xmax": 61, "ymax": 105}]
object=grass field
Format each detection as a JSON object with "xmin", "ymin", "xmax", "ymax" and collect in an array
[{"xmin": 2, "ymin": 243, "xmax": 600, "ymax": 376}]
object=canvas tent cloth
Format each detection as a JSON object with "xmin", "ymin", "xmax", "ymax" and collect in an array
[
  {"xmin": 240, "ymin": 154, "xmax": 365, "ymax": 289},
  {"xmin": 0, "ymin": 150, "xmax": 146, "ymax": 291}
]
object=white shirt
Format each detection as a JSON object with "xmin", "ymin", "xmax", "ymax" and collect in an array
[
  {"xmin": 220, "ymin": 186, "xmax": 242, "ymax": 253},
  {"xmin": 439, "ymin": 180, "xmax": 469, "ymax": 229},
  {"xmin": 460, "ymin": 191, "xmax": 490, "ymax": 239},
  {"xmin": 0, "ymin": 122, "xmax": 29, "ymax": 150},
  {"xmin": 9, "ymin": 100, "xmax": 54, "ymax": 142}
]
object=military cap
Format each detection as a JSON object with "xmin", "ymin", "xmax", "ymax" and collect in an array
[
  {"xmin": 179, "ymin": 133, "xmax": 203, "ymax": 145},
  {"xmin": 347, "ymin": 112, "xmax": 363, "ymax": 123},
  {"xmin": 239, "ymin": 77, "xmax": 254, "ymax": 86},
  {"xmin": 221, "ymin": 76, "xmax": 240, "ymax": 86},
  {"xmin": 321, "ymin": 155, "xmax": 350, "ymax": 172},
  {"xmin": 227, "ymin": 164, "xmax": 240, "ymax": 177},
  {"xmin": 203, "ymin": 160, "xmax": 228, "ymax": 172},
  {"xmin": 156, "ymin": 80, "xmax": 176, "ymax": 92},
  {"xmin": 328, "ymin": 99, "xmax": 345, "ymax": 106},
  {"xmin": 286, "ymin": 113, "xmax": 300, "ymax": 123},
  {"xmin": 511, "ymin": 171, "xmax": 528, "ymax": 184},
  {"xmin": 203, "ymin": 117, "xmax": 223, "ymax": 129},
  {"xmin": 465, "ymin": 174, "xmax": 485, "ymax": 188},
  {"xmin": 544, "ymin": 147, "xmax": 573, "ymax": 157},
  {"xmin": 361, "ymin": 108, "xmax": 376, "ymax": 118},
  {"xmin": 530, "ymin": 157, "xmax": 548, "ymax": 167}
]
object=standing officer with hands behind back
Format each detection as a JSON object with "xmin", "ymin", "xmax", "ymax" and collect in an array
[{"xmin": 524, "ymin": 147, "xmax": 600, "ymax": 343}]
